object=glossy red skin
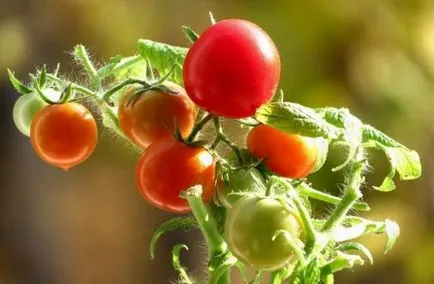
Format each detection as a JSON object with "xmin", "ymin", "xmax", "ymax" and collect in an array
[
  {"xmin": 247, "ymin": 125, "xmax": 318, "ymax": 178},
  {"xmin": 118, "ymin": 82, "xmax": 195, "ymax": 149},
  {"xmin": 183, "ymin": 19, "xmax": 281, "ymax": 118},
  {"xmin": 30, "ymin": 103, "xmax": 97, "ymax": 170},
  {"xmin": 136, "ymin": 139, "xmax": 216, "ymax": 213}
]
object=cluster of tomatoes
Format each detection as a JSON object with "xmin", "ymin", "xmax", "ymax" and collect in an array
[{"xmin": 13, "ymin": 19, "xmax": 324, "ymax": 272}]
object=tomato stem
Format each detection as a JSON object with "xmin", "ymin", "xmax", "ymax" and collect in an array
[
  {"xmin": 46, "ymin": 74, "xmax": 96, "ymax": 97},
  {"xmin": 273, "ymin": 177, "xmax": 318, "ymax": 255},
  {"xmin": 102, "ymin": 78, "xmax": 150, "ymax": 104},
  {"xmin": 212, "ymin": 117, "xmax": 242, "ymax": 162},
  {"xmin": 321, "ymin": 147, "xmax": 366, "ymax": 232},
  {"xmin": 186, "ymin": 113, "xmax": 214, "ymax": 143},
  {"xmin": 296, "ymin": 183, "xmax": 370, "ymax": 211},
  {"xmin": 183, "ymin": 186, "xmax": 227, "ymax": 256},
  {"xmin": 73, "ymin": 45, "xmax": 101, "ymax": 90}
]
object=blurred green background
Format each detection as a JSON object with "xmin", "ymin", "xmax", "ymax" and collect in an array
[{"xmin": 0, "ymin": 0, "xmax": 432, "ymax": 283}]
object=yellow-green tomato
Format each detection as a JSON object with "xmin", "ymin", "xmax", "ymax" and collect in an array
[
  {"xmin": 225, "ymin": 196, "xmax": 304, "ymax": 271},
  {"xmin": 217, "ymin": 168, "xmax": 266, "ymax": 207},
  {"xmin": 13, "ymin": 94, "xmax": 47, "ymax": 137}
]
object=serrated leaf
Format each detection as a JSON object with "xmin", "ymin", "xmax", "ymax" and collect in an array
[
  {"xmin": 384, "ymin": 219, "xmax": 400, "ymax": 254},
  {"xmin": 337, "ymin": 217, "xmax": 400, "ymax": 253},
  {"xmin": 136, "ymin": 39, "xmax": 188, "ymax": 85},
  {"xmin": 386, "ymin": 147, "xmax": 421, "ymax": 180},
  {"xmin": 256, "ymin": 102, "xmax": 339, "ymax": 138},
  {"xmin": 362, "ymin": 124, "xmax": 402, "ymax": 148},
  {"xmin": 149, "ymin": 216, "xmax": 198, "ymax": 259},
  {"xmin": 336, "ymin": 242, "xmax": 373, "ymax": 264},
  {"xmin": 374, "ymin": 175, "xmax": 396, "ymax": 192},
  {"xmin": 374, "ymin": 146, "xmax": 421, "ymax": 191},
  {"xmin": 7, "ymin": 69, "xmax": 33, "ymax": 95}
]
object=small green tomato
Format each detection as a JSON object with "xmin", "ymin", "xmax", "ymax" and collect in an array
[
  {"xmin": 13, "ymin": 88, "xmax": 62, "ymax": 137},
  {"xmin": 13, "ymin": 94, "xmax": 47, "ymax": 137},
  {"xmin": 225, "ymin": 196, "xmax": 304, "ymax": 271}
]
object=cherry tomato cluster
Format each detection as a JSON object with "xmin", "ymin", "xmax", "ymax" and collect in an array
[{"xmin": 11, "ymin": 19, "xmax": 327, "ymax": 274}]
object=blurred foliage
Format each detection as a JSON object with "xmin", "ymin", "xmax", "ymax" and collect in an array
[{"xmin": 0, "ymin": 0, "xmax": 433, "ymax": 283}]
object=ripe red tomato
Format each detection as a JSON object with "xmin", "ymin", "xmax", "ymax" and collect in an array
[
  {"xmin": 183, "ymin": 19, "xmax": 280, "ymax": 118},
  {"xmin": 136, "ymin": 138, "xmax": 216, "ymax": 213},
  {"xmin": 118, "ymin": 82, "xmax": 195, "ymax": 149},
  {"xmin": 247, "ymin": 125, "xmax": 318, "ymax": 178},
  {"xmin": 30, "ymin": 103, "xmax": 97, "ymax": 170}
]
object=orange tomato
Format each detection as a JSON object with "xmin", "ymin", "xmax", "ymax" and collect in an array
[
  {"xmin": 118, "ymin": 82, "xmax": 195, "ymax": 149},
  {"xmin": 136, "ymin": 138, "xmax": 216, "ymax": 213},
  {"xmin": 247, "ymin": 125, "xmax": 318, "ymax": 178},
  {"xmin": 30, "ymin": 103, "xmax": 97, "ymax": 170}
]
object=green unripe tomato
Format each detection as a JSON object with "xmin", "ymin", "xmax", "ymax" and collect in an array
[
  {"xmin": 225, "ymin": 196, "xmax": 304, "ymax": 271},
  {"xmin": 217, "ymin": 167, "xmax": 266, "ymax": 207},
  {"xmin": 13, "ymin": 94, "xmax": 47, "ymax": 137}
]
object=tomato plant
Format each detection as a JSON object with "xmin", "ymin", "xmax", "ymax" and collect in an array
[
  {"xmin": 247, "ymin": 124, "xmax": 319, "ymax": 178},
  {"xmin": 183, "ymin": 19, "xmax": 281, "ymax": 118},
  {"xmin": 216, "ymin": 167, "xmax": 266, "ymax": 207},
  {"xmin": 225, "ymin": 196, "xmax": 304, "ymax": 271},
  {"xmin": 118, "ymin": 81, "xmax": 195, "ymax": 149},
  {"xmin": 136, "ymin": 138, "xmax": 215, "ymax": 213},
  {"xmin": 7, "ymin": 14, "xmax": 422, "ymax": 284},
  {"xmin": 30, "ymin": 102, "xmax": 98, "ymax": 170}
]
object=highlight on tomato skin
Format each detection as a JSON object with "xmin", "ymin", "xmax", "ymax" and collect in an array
[
  {"xmin": 118, "ymin": 81, "xmax": 196, "ymax": 149},
  {"xmin": 30, "ymin": 102, "xmax": 98, "ymax": 171},
  {"xmin": 183, "ymin": 19, "xmax": 281, "ymax": 118},
  {"xmin": 247, "ymin": 124, "xmax": 319, "ymax": 179},
  {"xmin": 135, "ymin": 138, "xmax": 216, "ymax": 213}
]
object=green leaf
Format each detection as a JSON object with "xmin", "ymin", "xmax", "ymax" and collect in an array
[
  {"xmin": 172, "ymin": 244, "xmax": 194, "ymax": 284},
  {"xmin": 336, "ymin": 242, "xmax": 373, "ymax": 264},
  {"xmin": 181, "ymin": 26, "xmax": 199, "ymax": 43},
  {"xmin": 97, "ymin": 55, "xmax": 146, "ymax": 80},
  {"xmin": 385, "ymin": 147, "xmax": 421, "ymax": 180},
  {"xmin": 7, "ymin": 69, "xmax": 33, "ymax": 95},
  {"xmin": 270, "ymin": 266, "xmax": 295, "ymax": 284},
  {"xmin": 362, "ymin": 124, "xmax": 403, "ymax": 148},
  {"xmin": 256, "ymin": 102, "xmax": 340, "ymax": 138},
  {"xmin": 316, "ymin": 107, "xmax": 364, "ymax": 171},
  {"xmin": 250, "ymin": 271, "xmax": 263, "ymax": 284},
  {"xmin": 207, "ymin": 252, "xmax": 237, "ymax": 284},
  {"xmin": 373, "ymin": 145, "xmax": 421, "ymax": 191},
  {"xmin": 293, "ymin": 259, "xmax": 321, "ymax": 284},
  {"xmin": 38, "ymin": 65, "xmax": 47, "ymax": 88},
  {"xmin": 337, "ymin": 217, "xmax": 400, "ymax": 253},
  {"xmin": 149, "ymin": 216, "xmax": 198, "ymax": 259},
  {"xmin": 384, "ymin": 219, "xmax": 400, "ymax": 254},
  {"xmin": 322, "ymin": 251, "xmax": 364, "ymax": 274},
  {"xmin": 136, "ymin": 39, "xmax": 188, "ymax": 85}
]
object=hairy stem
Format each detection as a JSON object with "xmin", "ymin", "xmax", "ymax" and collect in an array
[
  {"xmin": 184, "ymin": 187, "xmax": 227, "ymax": 257},
  {"xmin": 73, "ymin": 45, "xmax": 101, "ymax": 89},
  {"xmin": 321, "ymin": 147, "xmax": 366, "ymax": 232}
]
